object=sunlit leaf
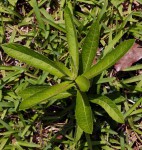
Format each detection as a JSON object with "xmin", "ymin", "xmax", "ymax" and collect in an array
[
  {"xmin": 90, "ymin": 96, "xmax": 124, "ymax": 123},
  {"xmin": 18, "ymin": 85, "xmax": 73, "ymax": 101},
  {"xmin": 81, "ymin": 20, "xmax": 100, "ymax": 73},
  {"xmin": 19, "ymin": 81, "xmax": 74, "ymax": 110},
  {"xmin": 83, "ymin": 39, "xmax": 135, "ymax": 79},
  {"xmin": 124, "ymin": 98, "xmax": 142, "ymax": 118},
  {"xmin": 2, "ymin": 43, "xmax": 66, "ymax": 78},
  {"xmin": 75, "ymin": 90, "xmax": 93, "ymax": 134},
  {"xmin": 64, "ymin": 6, "xmax": 79, "ymax": 76},
  {"xmin": 30, "ymin": 0, "xmax": 45, "ymax": 30}
]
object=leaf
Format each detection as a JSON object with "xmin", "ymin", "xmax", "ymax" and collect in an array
[
  {"xmin": 40, "ymin": 8, "xmax": 66, "ymax": 33},
  {"xmin": 75, "ymin": 90, "xmax": 93, "ymax": 134},
  {"xmin": 30, "ymin": 0, "xmax": 45, "ymax": 30},
  {"xmin": 90, "ymin": 96, "xmax": 124, "ymax": 123},
  {"xmin": 18, "ymin": 86, "xmax": 49, "ymax": 99},
  {"xmin": 64, "ymin": 6, "xmax": 79, "ymax": 76},
  {"xmin": 0, "ymin": 138, "xmax": 8, "ymax": 150},
  {"xmin": 123, "ymin": 64, "xmax": 142, "ymax": 71},
  {"xmin": 19, "ymin": 81, "xmax": 74, "ymax": 110},
  {"xmin": 97, "ymin": 0, "xmax": 108, "ymax": 21},
  {"xmin": 54, "ymin": 61, "xmax": 73, "ymax": 78},
  {"xmin": 0, "ymin": 6, "xmax": 22, "ymax": 19},
  {"xmin": 17, "ymin": 141, "xmax": 40, "ymax": 148},
  {"xmin": 103, "ymin": 31, "xmax": 124, "ymax": 56},
  {"xmin": 114, "ymin": 42, "xmax": 142, "ymax": 71},
  {"xmin": 124, "ymin": 97, "xmax": 142, "ymax": 118},
  {"xmin": 122, "ymin": 74, "xmax": 142, "ymax": 84},
  {"xmin": 74, "ymin": 125, "xmax": 83, "ymax": 143},
  {"xmin": 81, "ymin": 20, "xmax": 100, "ymax": 73},
  {"xmin": 1, "ymin": 43, "xmax": 65, "ymax": 78},
  {"xmin": 83, "ymin": 39, "xmax": 135, "ymax": 79},
  {"xmin": 18, "ymin": 85, "xmax": 73, "ymax": 101},
  {"xmin": 8, "ymin": 0, "xmax": 17, "ymax": 6},
  {"xmin": 0, "ymin": 118, "xmax": 13, "ymax": 131}
]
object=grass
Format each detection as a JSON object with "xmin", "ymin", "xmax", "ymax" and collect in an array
[{"xmin": 0, "ymin": 0, "xmax": 142, "ymax": 149}]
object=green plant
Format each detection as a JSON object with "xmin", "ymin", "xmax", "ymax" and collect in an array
[{"xmin": 1, "ymin": 5, "xmax": 135, "ymax": 149}]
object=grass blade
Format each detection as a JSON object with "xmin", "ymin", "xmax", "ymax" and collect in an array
[
  {"xmin": 17, "ymin": 141, "xmax": 40, "ymax": 148},
  {"xmin": 124, "ymin": 98, "xmax": 142, "ymax": 118},
  {"xmin": 0, "ymin": 138, "xmax": 9, "ymax": 150},
  {"xmin": 40, "ymin": 8, "xmax": 66, "ymax": 33},
  {"xmin": 103, "ymin": 31, "xmax": 125, "ymax": 56},
  {"xmin": 30, "ymin": 0, "xmax": 45, "ymax": 30},
  {"xmin": 122, "ymin": 74, "xmax": 142, "ymax": 84}
]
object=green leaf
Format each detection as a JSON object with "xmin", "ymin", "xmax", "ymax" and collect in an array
[
  {"xmin": 74, "ymin": 125, "xmax": 83, "ymax": 143},
  {"xmin": 90, "ymin": 96, "xmax": 124, "ymax": 123},
  {"xmin": 19, "ymin": 81, "xmax": 74, "ymax": 110},
  {"xmin": 1, "ymin": 43, "xmax": 65, "ymax": 78},
  {"xmin": 18, "ymin": 86, "xmax": 49, "ymax": 99},
  {"xmin": 97, "ymin": 0, "xmax": 108, "ymax": 21},
  {"xmin": 123, "ymin": 64, "xmax": 142, "ymax": 71},
  {"xmin": 30, "ymin": 0, "xmax": 45, "ymax": 30},
  {"xmin": 75, "ymin": 90, "xmax": 93, "ymax": 134},
  {"xmin": 8, "ymin": 0, "xmax": 17, "ymax": 6},
  {"xmin": 124, "ymin": 98, "xmax": 142, "ymax": 118},
  {"xmin": 17, "ymin": 141, "xmax": 40, "ymax": 148},
  {"xmin": 0, "ymin": 138, "xmax": 8, "ymax": 150},
  {"xmin": 0, "ymin": 118, "xmax": 14, "ymax": 131},
  {"xmin": 83, "ymin": 39, "xmax": 135, "ymax": 79},
  {"xmin": 40, "ymin": 8, "xmax": 66, "ymax": 33},
  {"xmin": 81, "ymin": 20, "xmax": 100, "ymax": 73},
  {"xmin": 18, "ymin": 85, "xmax": 73, "ymax": 101},
  {"xmin": 122, "ymin": 74, "xmax": 142, "ymax": 84},
  {"xmin": 54, "ymin": 61, "xmax": 73, "ymax": 78},
  {"xmin": 0, "ymin": 6, "xmax": 22, "ymax": 19},
  {"xmin": 103, "ymin": 31, "xmax": 125, "ymax": 56},
  {"xmin": 64, "ymin": 6, "xmax": 79, "ymax": 76}
]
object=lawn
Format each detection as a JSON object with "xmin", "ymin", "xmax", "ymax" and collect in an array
[{"xmin": 0, "ymin": 0, "xmax": 142, "ymax": 149}]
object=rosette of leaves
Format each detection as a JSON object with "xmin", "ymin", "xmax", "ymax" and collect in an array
[{"xmin": 2, "ymin": 6, "xmax": 134, "ymax": 135}]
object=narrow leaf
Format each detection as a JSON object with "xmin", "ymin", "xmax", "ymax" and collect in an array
[
  {"xmin": 54, "ymin": 61, "xmax": 73, "ymax": 78},
  {"xmin": 19, "ymin": 81, "xmax": 74, "ymax": 110},
  {"xmin": 40, "ymin": 8, "xmax": 66, "ymax": 33},
  {"xmin": 30, "ymin": 0, "xmax": 45, "ymax": 30},
  {"xmin": 74, "ymin": 125, "xmax": 83, "ymax": 143},
  {"xmin": 83, "ymin": 39, "xmax": 135, "ymax": 79},
  {"xmin": 75, "ymin": 90, "xmax": 93, "ymax": 134},
  {"xmin": 18, "ymin": 86, "xmax": 73, "ymax": 101},
  {"xmin": 1, "ymin": 43, "xmax": 65, "ymax": 78},
  {"xmin": 18, "ymin": 86, "xmax": 49, "ymax": 99},
  {"xmin": 124, "ymin": 98, "xmax": 142, "ymax": 118},
  {"xmin": 97, "ymin": 0, "xmax": 108, "ymax": 21},
  {"xmin": 0, "ymin": 138, "xmax": 8, "ymax": 150},
  {"xmin": 17, "ymin": 141, "xmax": 40, "ymax": 148},
  {"xmin": 90, "ymin": 96, "xmax": 124, "ymax": 123},
  {"xmin": 81, "ymin": 20, "xmax": 100, "ymax": 73},
  {"xmin": 103, "ymin": 31, "xmax": 124, "ymax": 56},
  {"xmin": 122, "ymin": 74, "xmax": 142, "ymax": 84},
  {"xmin": 64, "ymin": 6, "xmax": 79, "ymax": 75},
  {"xmin": 0, "ymin": 118, "xmax": 14, "ymax": 131}
]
